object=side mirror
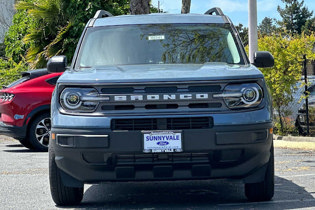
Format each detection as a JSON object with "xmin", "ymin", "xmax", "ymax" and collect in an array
[
  {"xmin": 253, "ymin": 51, "xmax": 274, "ymax": 68},
  {"xmin": 47, "ymin": 56, "xmax": 67, "ymax": 73}
]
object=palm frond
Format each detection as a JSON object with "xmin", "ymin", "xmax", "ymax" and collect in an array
[{"xmin": 44, "ymin": 21, "xmax": 72, "ymax": 58}]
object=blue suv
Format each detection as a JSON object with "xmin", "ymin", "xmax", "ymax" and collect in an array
[{"xmin": 47, "ymin": 8, "xmax": 275, "ymax": 205}]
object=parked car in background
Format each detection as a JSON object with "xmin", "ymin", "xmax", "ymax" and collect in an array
[
  {"xmin": 0, "ymin": 69, "xmax": 62, "ymax": 151},
  {"xmin": 296, "ymin": 83, "xmax": 315, "ymax": 135}
]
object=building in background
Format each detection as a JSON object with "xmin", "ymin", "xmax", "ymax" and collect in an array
[{"xmin": 0, "ymin": 0, "xmax": 15, "ymax": 43}]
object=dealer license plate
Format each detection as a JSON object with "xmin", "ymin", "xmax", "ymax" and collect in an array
[{"xmin": 143, "ymin": 130, "xmax": 182, "ymax": 153}]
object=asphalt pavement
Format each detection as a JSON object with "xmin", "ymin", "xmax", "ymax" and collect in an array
[{"xmin": 0, "ymin": 135, "xmax": 314, "ymax": 209}]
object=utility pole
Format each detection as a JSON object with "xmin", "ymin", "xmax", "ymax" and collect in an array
[
  {"xmin": 248, "ymin": 0, "xmax": 258, "ymax": 63},
  {"xmin": 303, "ymin": 54, "xmax": 310, "ymax": 135},
  {"xmin": 158, "ymin": 1, "xmax": 160, "ymax": 13}
]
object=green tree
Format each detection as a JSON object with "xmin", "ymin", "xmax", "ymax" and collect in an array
[
  {"xmin": 15, "ymin": 0, "xmax": 129, "ymax": 69},
  {"xmin": 258, "ymin": 17, "xmax": 277, "ymax": 36},
  {"xmin": 258, "ymin": 34, "xmax": 315, "ymax": 134},
  {"xmin": 277, "ymin": 0, "xmax": 313, "ymax": 35},
  {"xmin": 302, "ymin": 17, "xmax": 315, "ymax": 35},
  {"xmin": 235, "ymin": 23, "xmax": 248, "ymax": 46},
  {"xmin": 0, "ymin": 0, "xmax": 130, "ymax": 86},
  {"xmin": 4, "ymin": 0, "xmax": 33, "ymax": 63}
]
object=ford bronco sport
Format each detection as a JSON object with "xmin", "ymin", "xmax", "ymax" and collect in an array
[{"xmin": 48, "ymin": 8, "xmax": 275, "ymax": 205}]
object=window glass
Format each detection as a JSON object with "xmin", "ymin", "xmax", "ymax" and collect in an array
[{"xmin": 76, "ymin": 24, "xmax": 244, "ymax": 69}]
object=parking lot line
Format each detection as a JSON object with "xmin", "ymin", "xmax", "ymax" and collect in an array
[
  {"xmin": 217, "ymin": 198, "xmax": 315, "ymax": 206},
  {"xmin": 280, "ymin": 173, "xmax": 315, "ymax": 178}
]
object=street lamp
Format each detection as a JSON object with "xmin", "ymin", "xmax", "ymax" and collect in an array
[{"xmin": 303, "ymin": 42, "xmax": 315, "ymax": 136}]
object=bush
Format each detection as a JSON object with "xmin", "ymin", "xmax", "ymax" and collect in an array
[{"xmin": 0, "ymin": 58, "xmax": 27, "ymax": 87}]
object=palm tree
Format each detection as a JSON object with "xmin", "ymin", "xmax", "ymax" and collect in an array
[
  {"xmin": 15, "ymin": 0, "xmax": 129, "ymax": 69},
  {"xmin": 16, "ymin": 0, "xmax": 71, "ymax": 69},
  {"xmin": 181, "ymin": 0, "xmax": 191, "ymax": 14},
  {"xmin": 130, "ymin": 0, "xmax": 150, "ymax": 14}
]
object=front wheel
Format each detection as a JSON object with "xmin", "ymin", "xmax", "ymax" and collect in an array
[
  {"xmin": 49, "ymin": 148, "xmax": 84, "ymax": 206},
  {"xmin": 245, "ymin": 145, "xmax": 274, "ymax": 202}
]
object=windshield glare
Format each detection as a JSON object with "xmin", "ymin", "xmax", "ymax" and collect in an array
[{"xmin": 76, "ymin": 24, "xmax": 243, "ymax": 69}]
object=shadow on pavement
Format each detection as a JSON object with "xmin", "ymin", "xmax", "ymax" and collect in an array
[
  {"xmin": 2, "ymin": 143, "xmax": 46, "ymax": 153},
  {"xmin": 5, "ymin": 144, "xmax": 23, "ymax": 148},
  {"xmin": 3, "ymin": 145, "xmax": 45, "ymax": 153},
  {"xmin": 3, "ymin": 149, "xmax": 43, "ymax": 153},
  {"xmin": 57, "ymin": 176, "xmax": 315, "ymax": 209},
  {"xmin": 3, "ymin": 149, "xmax": 45, "ymax": 153}
]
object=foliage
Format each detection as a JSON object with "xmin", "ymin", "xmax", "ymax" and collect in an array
[
  {"xmin": 0, "ymin": 58, "xmax": 28, "ymax": 87},
  {"xmin": 258, "ymin": 17, "xmax": 278, "ymax": 37},
  {"xmin": 302, "ymin": 17, "xmax": 315, "ymax": 35},
  {"xmin": 0, "ymin": 43, "xmax": 5, "ymax": 57},
  {"xmin": 277, "ymin": 0, "xmax": 313, "ymax": 35},
  {"xmin": 258, "ymin": 34, "xmax": 315, "ymax": 134},
  {"xmin": 274, "ymin": 114, "xmax": 298, "ymax": 136},
  {"xmin": 13, "ymin": 0, "xmax": 129, "ymax": 69},
  {"xmin": 4, "ymin": 1, "xmax": 32, "ymax": 64},
  {"xmin": 235, "ymin": 23, "xmax": 248, "ymax": 46}
]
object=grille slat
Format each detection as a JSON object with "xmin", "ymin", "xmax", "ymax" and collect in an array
[
  {"xmin": 116, "ymin": 153, "xmax": 210, "ymax": 165},
  {"xmin": 112, "ymin": 117, "xmax": 212, "ymax": 130}
]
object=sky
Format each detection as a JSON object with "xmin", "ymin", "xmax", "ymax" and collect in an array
[{"xmin": 151, "ymin": 0, "xmax": 315, "ymax": 27}]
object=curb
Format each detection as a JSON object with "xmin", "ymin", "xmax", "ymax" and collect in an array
[{"xmin": 273, "ymin": 134, "xmax": 315, "ymax": 142}]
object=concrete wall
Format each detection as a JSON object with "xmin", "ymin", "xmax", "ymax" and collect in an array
[{"xmin": 0, "ymin": 0, "xmax": 15, "ymax": 43}]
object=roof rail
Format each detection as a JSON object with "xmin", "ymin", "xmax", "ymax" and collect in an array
[
  {"xmin": 94, "ymin": 10, "xmax": 113, "ymax": 19},
  {"xmin": 204, "ymin": 7, "xmax": 224, "ymax": 16}
]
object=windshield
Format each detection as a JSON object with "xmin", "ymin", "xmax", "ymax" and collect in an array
[{"xmin": 75, "ymin": 24, "xmax": 244, "ymax": 70}]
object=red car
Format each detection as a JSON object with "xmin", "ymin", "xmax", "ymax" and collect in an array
[{"xmin": 0, "ymin": 69, "xmax": 62, "ymax": 151}]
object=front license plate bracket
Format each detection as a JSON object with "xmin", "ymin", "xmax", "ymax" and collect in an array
[{"xmin": 142, "ymin": 130, "xmax": 183, "ymax": 153}]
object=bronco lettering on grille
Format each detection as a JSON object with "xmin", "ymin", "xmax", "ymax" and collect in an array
[{"xmin": 113, "ymin": 94, "xmax": 209, "ymax": 101}]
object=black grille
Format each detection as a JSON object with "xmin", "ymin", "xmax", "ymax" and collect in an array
[
  {"xmin": 116, "ymin": 153, "xmax": 210, "ymax": 165},
  {"xmin": 166, "ymin": 117, "xmax": 212, "ymax": 129},
  {"xmin": 112, "ymin": 119, "xmax": 158, "ymax": 130},
  {"xmin": 111, "ymin": 117, "xmax": 213, "ymax": 130}
]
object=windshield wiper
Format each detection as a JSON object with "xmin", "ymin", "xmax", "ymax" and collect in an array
[{"xmin": 79, "ymin": 66, "xmax": 93, "ymax": 69}]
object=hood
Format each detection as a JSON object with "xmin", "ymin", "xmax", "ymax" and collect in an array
[{"xmin": 58, "ymin": 63, "xmax": 264, "ymax": 84}]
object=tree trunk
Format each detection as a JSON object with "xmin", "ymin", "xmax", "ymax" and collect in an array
[
  {"xmin": 277, "ymin": 106, "xmax": 284, "ymax": 134},
  {"xmin": 130, "ymin": 0, "xmax": 150, "ymax": 15},
  {"xmin": 181, "ymin": 0, "xmax": 191, "ymax": 14}
]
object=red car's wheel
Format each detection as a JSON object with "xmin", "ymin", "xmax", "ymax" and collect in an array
[{"xmin": 28, "ymin": 112, "xmax": 51, "ymax": 152}]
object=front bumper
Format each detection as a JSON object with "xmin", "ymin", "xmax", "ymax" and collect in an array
[
  {"xmin": 0, "ymin": 121, "xmax": 26, "ymax": 139},
  {"xmin": 50, "ymin": 122, "xmax": 273, "ymax": 185}
]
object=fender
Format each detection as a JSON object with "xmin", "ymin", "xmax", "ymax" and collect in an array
[{"xmin": 24, "ymin": 105, "xmax": 50, "ymax": 126}]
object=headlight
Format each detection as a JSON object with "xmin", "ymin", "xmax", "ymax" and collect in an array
[
  {"xmin": 60, "ymin": 88, "xmax": 99, "ymax": 112},
  {"xmin": 0, "ymin": 93, "xmax": 15, "ymax": 102},
  {"xmin": 213, "ymin": 83, "xmax": 263, "ymax": 109}
]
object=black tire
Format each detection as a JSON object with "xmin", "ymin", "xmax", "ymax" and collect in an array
[
  {"xmin": 49, "ymin": 148, "xmax": 84, "ymax": 206},
  {"xmin": 245, "ymin": 145, "xmax": 274, "ymax": 202},
  {"xmin": 17, "ymin": 137, "xmax": 33, "ymax": 149},
  {"xmin": 28, "ymin": 112, "xmax": 51, "ymax": 152}
]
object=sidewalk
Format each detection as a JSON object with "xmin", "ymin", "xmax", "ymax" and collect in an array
[{"xmin": 274, "ymin": 135, "xmax": 315, "ymax": 150}]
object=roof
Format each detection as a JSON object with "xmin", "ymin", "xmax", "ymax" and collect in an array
[{"xmin": 92, "ymin": 13, "xmax": 227, "ymax": 27}]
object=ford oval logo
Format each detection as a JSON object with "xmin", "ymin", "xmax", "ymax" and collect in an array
[{"xmin": 157, "ymin": 141, "xmax": 169, "ymax": 146}]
